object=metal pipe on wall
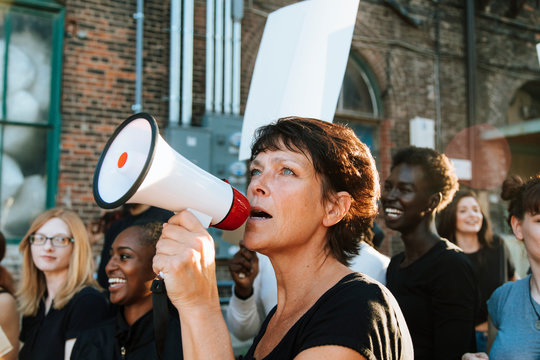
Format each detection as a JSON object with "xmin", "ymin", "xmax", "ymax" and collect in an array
[
  {"xmin": 181, "ymin": 0, "xmax": 194, "ymax": 126},
  {"xmin": 169, "ymin": 0, "xmax": 181, "ymax": 126},
  {"xmin": 132, "ymin": 0, "xmax": 144, "ymax": 113},
  {"xmin": 232, "ymin": 0, "xmax": 243, "ymax": 115},
  {"xmin": 223, "ymin": 0, "xmax": 233, "ymax": 114},
  {"xmin": 465, "ymin": 0, "xmax": 477, "ymax": 174},
  {"xmin": 205, "ymin": 0, "xmax": 215, "ymax": 113},
  {"xmin": 214, "ymin": 0, "xmax": 224, "ymax": 113}
]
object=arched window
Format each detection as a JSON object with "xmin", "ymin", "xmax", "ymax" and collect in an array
[{"xmin": 335, "ymin": 54, "xmax": 382, "ymax": 155}]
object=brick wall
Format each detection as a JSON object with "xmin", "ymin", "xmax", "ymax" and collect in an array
[{"xmin": 5, "ymin": 0, "xmax": 536, "ymax": 270}]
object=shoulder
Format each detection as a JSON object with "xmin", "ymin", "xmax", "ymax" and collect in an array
[
  {"xmin": 318, "ymin": 273, "xmax": 393, "ymax": 315},
  {"xmin": 0, "ymin": 291, "xmax": 16, "ymax": 308},
  {"xmin": 69, "ymin": 286, "xmax": 108, "ymax": 310},
  {"xmin": 435, "ymin": 239, "xmax": 473, "ymax": 267},
  {"xmin": 0, "ymin": 292, "xmax": 17, "ymax": 321},
  {"xmin": 489, "ymin": 276, "xmax": 526, "ymax": 305}
]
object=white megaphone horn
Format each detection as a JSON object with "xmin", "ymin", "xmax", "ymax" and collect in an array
[{"xmin": 93, "ymin": 112, "xmax": 250, "ymax": 230}]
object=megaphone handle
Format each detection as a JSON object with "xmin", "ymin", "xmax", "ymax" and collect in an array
[{"xmin": 186, "ymin": 208, "xmax": 212, "ymax": 228}]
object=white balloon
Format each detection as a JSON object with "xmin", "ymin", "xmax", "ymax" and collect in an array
[
  {"xmin": 0, "ymin": 154, "xmax": 24, "ymax": 205},
  {"xmin": 1, "ymin": 174, "xmax": 46, "ymax": 238},
  {"xmin": 0, "ymin": 40, "xmax": 36, "ymax": 93}
]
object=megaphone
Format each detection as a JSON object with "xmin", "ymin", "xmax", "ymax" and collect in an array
[{"xmin": 93, "ymin": 112, "xmax": 250, "ymax": 230}]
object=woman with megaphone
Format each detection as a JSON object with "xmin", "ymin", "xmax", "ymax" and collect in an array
[{"xmin": 153, "ymin": 117, "xmax": 413, "ymax": 360}]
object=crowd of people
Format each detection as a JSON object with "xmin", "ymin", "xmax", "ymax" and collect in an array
[{"xmin": 0, "ymin": 116, "xmax": 538, "ymax": 360}]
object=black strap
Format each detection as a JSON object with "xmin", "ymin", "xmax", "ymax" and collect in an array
[{"xmin": 151, "ymin": 278, "xmax": 168, "ymax": 360}]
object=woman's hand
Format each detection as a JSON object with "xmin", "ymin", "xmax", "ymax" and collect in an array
[
  {"xmin": 229, "ymin": 241, "xmax": 259, "ymax": 299},
  {"xmin": 153, "ymin": 210, "xmax": 220, "ymax": 311},
  {"xmin": 153, "ymin": 210, "xmax": 235, "ymax": 359}
]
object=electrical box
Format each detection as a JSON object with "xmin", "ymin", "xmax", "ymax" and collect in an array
[
  {"xmin": 163, "ymin": 125, "xmax": 212, "ymax": 171},
  {"xmin": 203, "ymin": 113, "xmax": 247, "ymax": 258}
]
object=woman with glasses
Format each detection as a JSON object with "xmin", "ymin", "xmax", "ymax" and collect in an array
[{"xmin": 17, "ymin": 208, "xmax": 109, "ymax": 360}]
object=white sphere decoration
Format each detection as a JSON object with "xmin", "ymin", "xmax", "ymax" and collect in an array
[
  {"xmin": 0, "ymin": 40, "xmax": 36, "ymax": 94},
  {"xmin": 0, "ymin": 154, "xmax": 24, "ymax": 205},
  {"xmin": 1, "ymin": 174, "xmax": 46, "ymax": 238}
]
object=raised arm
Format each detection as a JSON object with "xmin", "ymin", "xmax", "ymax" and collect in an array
[
  {"xmin": 226, "ymin": 244, "xmax": 263, "ymax": 340},
  {"xmin": 153, "ymin": 210, "xmax": 235, "ymax": 360}
]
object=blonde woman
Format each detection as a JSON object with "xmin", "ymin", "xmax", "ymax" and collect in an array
[{"xmin": 17, "ymin": 208, "xmax": 110, "ymax": 360}]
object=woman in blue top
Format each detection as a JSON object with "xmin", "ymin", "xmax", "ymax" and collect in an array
[
  {"xmin": 487, "ymin": 174, "xmax": 540, "ymax": 359},
  {"xmin": 464, "ymin": 174, "xmax": 540, "ymax": 360}
]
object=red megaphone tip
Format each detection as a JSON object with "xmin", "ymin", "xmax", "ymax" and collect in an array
[{"xmin": 213, "ymin": 187, "xmax": 250, "ymax": 231}]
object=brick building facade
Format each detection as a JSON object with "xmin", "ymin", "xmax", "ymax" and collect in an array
[{"xmin": 2, "ymin": 0, "xmax": 540, "ymax": 277}]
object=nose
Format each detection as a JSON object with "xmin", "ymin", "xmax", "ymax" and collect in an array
[
  {"xmin": 382, "ymin": 186, "xmax": 396, "ymax": 202},
  {"xmin": 105, "ymin": 255, "xmax": 118, "ymax": 275},
  {"xmin": 43, "ymin": 238, "xmax": 54, "ymax": 250},
  {"xmin": 248, "ymin": 174, "xmax": 268, "ymax": 197}
]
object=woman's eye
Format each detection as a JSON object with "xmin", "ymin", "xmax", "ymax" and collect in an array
[
  {"xmin": 250, "ymin": 168, "xmax": 261, "ymax": 176},
  {"xmin": 120, "ymin": 254, "xmax": 130, "ymax": 261},
  {"xmin": 282, "ymin": 168, "xmax": 294, "ymax": 175}
]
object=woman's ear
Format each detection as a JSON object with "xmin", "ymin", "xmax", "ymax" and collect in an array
[
  {"xmin": 510, "ymin": 216, "xmax": 524, "ymax": 241},
  {"xmin": 427, "ymin": 192, "xmax": 442, "ymax": 213},
  {"xmin": 323, "ymin": 191, "xmax": 352, "ymax": 227}
]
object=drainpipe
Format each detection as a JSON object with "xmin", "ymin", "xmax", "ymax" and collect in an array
[
  {"xmin": 223, "ymin": 0, "xmax": 233, "ymax": 114},
  {"xmin": 214, "ymin": 0, "xmax": 224, "ymax": 113},
  {"xmin": 206, "ymin": 0, "xmax": 215, "ymax": 113},
  {"xmin": 169, "ymin": 0, "xmax": 181, "ymax": 126},
  {"xmin": 232, "ymin": 0, "xmax": 243, "ymax": 115},
  {"xmin": 465, "ymin": 0, "xmax": 477, "ymax": 168},
  {"xmin": 181, "ymin": 0, "xmax": 194, "ymax": 126},
  {"xmin": 132, "ymin": 0, "xmax": 144, "ymax": 113},
  {"xmin": 434, "ymin": 0, "xmax": 442, "ymax": 151}
]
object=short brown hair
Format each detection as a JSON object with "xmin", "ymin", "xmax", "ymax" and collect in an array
[{"xmin": 251, "ymin": 117, "xmax": 380, "ymax": 265}]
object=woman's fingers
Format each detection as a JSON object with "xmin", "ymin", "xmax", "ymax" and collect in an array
[{"xmin": 152, "ymin": 210, "xmax": 218, "ymax": 308}]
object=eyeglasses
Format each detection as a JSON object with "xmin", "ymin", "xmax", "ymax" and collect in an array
[{"xmin": 29, "ymin": 234, "xmax": 74, "ymax": 248}]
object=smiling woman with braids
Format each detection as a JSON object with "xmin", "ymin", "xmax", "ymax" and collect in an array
[
  {"xmin": 153, "ymin": 117, "xmax": 413, "ymax": 360},
  {"xmin": 71, "ymin": 221, "xmax": 182, "ymax": 360}
]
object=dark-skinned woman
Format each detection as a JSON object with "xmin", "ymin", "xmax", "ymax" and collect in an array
[
  {"xmin": 71, "ymin": 221, "xmax": 182, "ymax": 360},
  {"xmin": 382, "ymin": 146, "xmax": 478, "ymax": 359}
]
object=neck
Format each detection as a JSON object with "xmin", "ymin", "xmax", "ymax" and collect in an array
[
  {"xmin": 455, "ymin": 232, "xmax": 480, "ymax": 253},
  {"xmin": 44, "ymin": 269, "xmax": 69, "ymax": 300},
  {"xmin": 44, "ymin": 269, "xmax": 69, "ymax": 312},
  {"xmin": 123, "ymin": 296, "xmax": 153, "ymax": 326},
  {"xmin": 268, "ymin": 239, "xmax": 350, "ymax": 317},
  {"xmin": 529, "ymin": 264, "xmax": 540, "ymax": 304},
  {"xmin": 400, "ymin": 216, "xmax": 440, "ymax": 265}
]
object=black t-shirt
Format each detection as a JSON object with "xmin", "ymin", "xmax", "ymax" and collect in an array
[
  {"xmin": 71, "ymin": 308, "xmax": 182, "ymax": 360},
  {"xmin": 19, "ymin": 286, "xmax": 109, "ymax": 360},
  {"xmin": 242, "ymin": 272, "xmax": 413, "ymax": 360},
  {"xmin": 464, "ymin": 234, "xmax": 515, "ymax": 325},
  {"xmin": 97, "ymin": 207, "xmax": 173, "ymax": 289},
  {"xmin": 386, "ymin": 239, "xmax": 478, "ymax": 360}
]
